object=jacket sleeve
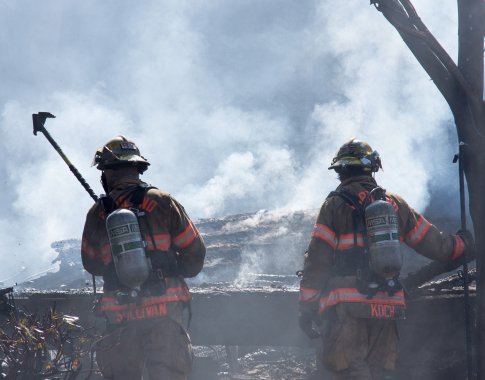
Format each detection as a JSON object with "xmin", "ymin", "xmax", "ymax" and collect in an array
[
  {"xmin": 81, "ymin": 203, "xmax": 114, "ymax": 277},
  {"xmin": 299, "ymin": 199, "xmax": 336, "ymax": 313},
  {"xmin": 169, "ymin": 197, "xmax": 206, "ymax": 278},
  {"xmin": 393, "ymin": 194, "xmax": 465, "ymax": 262}
]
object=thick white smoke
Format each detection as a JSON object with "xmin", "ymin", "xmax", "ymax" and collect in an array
[{"xmin": 0, "ymin": 0, "xmax": 464, "ymax": 283}]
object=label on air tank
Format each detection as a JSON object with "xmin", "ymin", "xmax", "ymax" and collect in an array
[{"xmin": 108, "ymin": 223, "xmax": 140, "ymax": 238}]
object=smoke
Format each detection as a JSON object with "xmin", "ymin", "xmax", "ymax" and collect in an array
[
  {"xmin": 0, "ymin": 0, "xmax": 464, "ymax": 283},
  {"xmin": 229, "ymin": 210, "xmax": 310, "ymax": 283}
]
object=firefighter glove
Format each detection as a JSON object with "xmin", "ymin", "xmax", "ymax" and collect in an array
[
  {"xmin": 148, "ymin": 250, "xmax": 179, "ymax": 278},
  {"xmin": 457, "ymin": 229, "xmax": 475, "ymax": 258},
  {"xmin": 298, "ymin": 310, "xmax": 320, "ymax": 340}
]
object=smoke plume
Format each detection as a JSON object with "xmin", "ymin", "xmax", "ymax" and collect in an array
[{"xmin": 0, "ymin": 0, "xmax": 464, "ymax": 283}]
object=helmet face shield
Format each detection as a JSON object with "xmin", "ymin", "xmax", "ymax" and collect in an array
[{"xmin": 92, "ymin": 135, "xmax": 150, "ymax": 173}]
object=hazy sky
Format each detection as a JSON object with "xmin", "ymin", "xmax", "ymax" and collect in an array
[{"xmin": 0, "ymin": 0, "xmax": 466, "ymax": 283}]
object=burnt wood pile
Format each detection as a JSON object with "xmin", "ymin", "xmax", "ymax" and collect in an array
[{"xmin": 13, "ymin": 278, "xmax": 474, "ymax": 380}]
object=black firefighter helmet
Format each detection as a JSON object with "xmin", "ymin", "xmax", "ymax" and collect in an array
[
  {"xmin": 92, "ymin": 135, "xmax": 150, "ymax": 174},
  {"xmin": 329, "ymin": 138, "xmax": 382, "ymax": 173}
]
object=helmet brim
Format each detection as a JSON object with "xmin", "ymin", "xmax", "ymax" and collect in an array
[
  {"xmin": 92, "ymin": 146, "xmax": 150, "ymax": 170},
  {"xmin": 328, "ymin": 157, "xmax": 363, "ymax": 170}
]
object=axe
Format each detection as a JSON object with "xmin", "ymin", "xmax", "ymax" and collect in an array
[{"xmin": 32, "ymin": 112, "xmax": 98, "ymax": 202}]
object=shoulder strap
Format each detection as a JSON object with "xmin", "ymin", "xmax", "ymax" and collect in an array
[
  {"xmin": 328, "ymin": 186, "xmax": 387, "ymax": 214},
  {"xmin": 329, "ymin": 185, "xmax": 388, "ymax": 248},
  {"xmin": 328, "ymin": 190, "xmax": 365, "ymax": 250},
  {"xmin": 328, "ymin": 189, "xmax": 365, "ymax": 219},
  {"xmin": 131, "ymin": 184, "xmax": 155, "ymax": 208},
  {"xmin": 101, "ymin": 184, "xmax": 158, "ymax": 214},
  {"xmin": 130, "ymin": 185, "xmax": 162, "ymax": 260},
  {"xmin": 100, "ymin": 195, "xmax": 115, "ymax": 215}
]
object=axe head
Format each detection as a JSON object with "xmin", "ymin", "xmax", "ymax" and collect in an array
[{"xmin": 32, "ymin": 112, "xmax": 56, "ymax": 135}]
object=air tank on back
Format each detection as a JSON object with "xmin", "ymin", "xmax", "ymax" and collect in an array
[
  {"xmin": 106, "ymin": 208, "xmax": 150, "ymax": 292},
  {"xmin": 365, "ymin": 199, "xmax": 402, "ymax": 279}
]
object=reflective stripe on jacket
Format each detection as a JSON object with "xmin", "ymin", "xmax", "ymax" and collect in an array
[
  {"xmin": 319, "ymin": 286, "xmax": 406, "ymax": 319},
  {"xmin": 97, "ymin": 278, "xmax": 192, "ymax": 324}
]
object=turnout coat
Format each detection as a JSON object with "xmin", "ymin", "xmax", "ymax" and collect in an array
[
  {"xmin": 82, "ymin": 177, "xmax": 205, "ymax": 325},
  {"xmin": 299, "ymin": 176, "xmax": 465, "ymax": 319}
]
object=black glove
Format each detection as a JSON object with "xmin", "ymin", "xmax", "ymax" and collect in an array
[
  {"xmin": 456, "ymin": 229, "xmax": 475, "ymax": 258},
  {"xmin": 148, "ymin": 250, "xmax": 179, "ymax": 278},
  {"xmin": 298, "ymin": 310, "xmax": 320, "ymax": 339}
]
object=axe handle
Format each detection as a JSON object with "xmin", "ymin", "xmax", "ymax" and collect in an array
[{"xmin": 36, "ymin": 123, "xmax": 98, "ymax": 202}]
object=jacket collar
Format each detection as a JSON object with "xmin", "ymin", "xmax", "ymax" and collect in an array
[
  {"xmin": 108, "ymin": 177, "xmax": 145, "ymax": 202},
  {"xmin": 337, "ymin": 175, "xmax": 377, "ymax": 190}
]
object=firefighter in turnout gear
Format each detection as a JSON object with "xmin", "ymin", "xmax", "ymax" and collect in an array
[
  {"xmin": 82, "ymin": 136, "xmax": 206, "ymax": 380},
  {"xmin": 298, "ymin": 138, "xmax": 473, "ymax": 380}
]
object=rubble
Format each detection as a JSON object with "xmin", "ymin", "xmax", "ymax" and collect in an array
[{"xmin": 6, "ymin": 208, "xmax": 474, "ymax": 379}]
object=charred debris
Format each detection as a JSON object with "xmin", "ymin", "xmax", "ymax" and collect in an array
[{"xmin": 0, "ymin": 207, "xmax": 474, "ymax": 379}]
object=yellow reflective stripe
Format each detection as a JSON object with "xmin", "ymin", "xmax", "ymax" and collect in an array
[
  {"xmin": 145, "ymin": 233, "xmax": 171, "ymax": 251},
  {"xmin": 405, "ymin": 216, "xmax": 431, "ymax": 247},
  {"xmin": 319, "ymin": 288, "xmax": 405, "ymax": 313},
  {"xmin": 336, "ymin": 233, "xmax": 365, "ymax": 250},
  {"xmin": 299, "ymin": 287, "xmax": 321, "ymax": 302},
  {"xmin": 312, "ymin": 223, "xmax": 337, "ymax": 249},
  {"xmin": 173, "ymin": 222, "xmax": 197, "ymax": 249}
]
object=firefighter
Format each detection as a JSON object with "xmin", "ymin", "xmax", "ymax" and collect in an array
[
  {"xmin": 298, "ymin": 138, "xmax": 473, "ymax": 380},
  {"xmin": 81, "ymin": 136, "xmax": 205, "ymax": 380}
]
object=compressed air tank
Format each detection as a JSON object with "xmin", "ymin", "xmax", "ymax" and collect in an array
[
  {"xmin": 106, "ymin": 208, "xmax": 150, "ymax": 290},
  {"xmin": 365, "ymin": 199, "xmax": 402, "ymax": 279}
]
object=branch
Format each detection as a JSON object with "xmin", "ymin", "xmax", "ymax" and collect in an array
[
  {"xmin": 458, "ymin": 0, "xmax": 485, "ymax": 133},
  {"xmin": 371, "ymin": 0, "xmax": 485, "ymax": 136}
]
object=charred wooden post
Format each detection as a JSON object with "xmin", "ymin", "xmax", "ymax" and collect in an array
[{"xmin": 369, "ymin": 0, "xmax": 484, "ymax": 377}]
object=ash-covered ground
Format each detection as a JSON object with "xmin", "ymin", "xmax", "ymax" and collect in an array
[{"xmin": 192, "ymin": 345, "xmax": 320, "ymax": 380}]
